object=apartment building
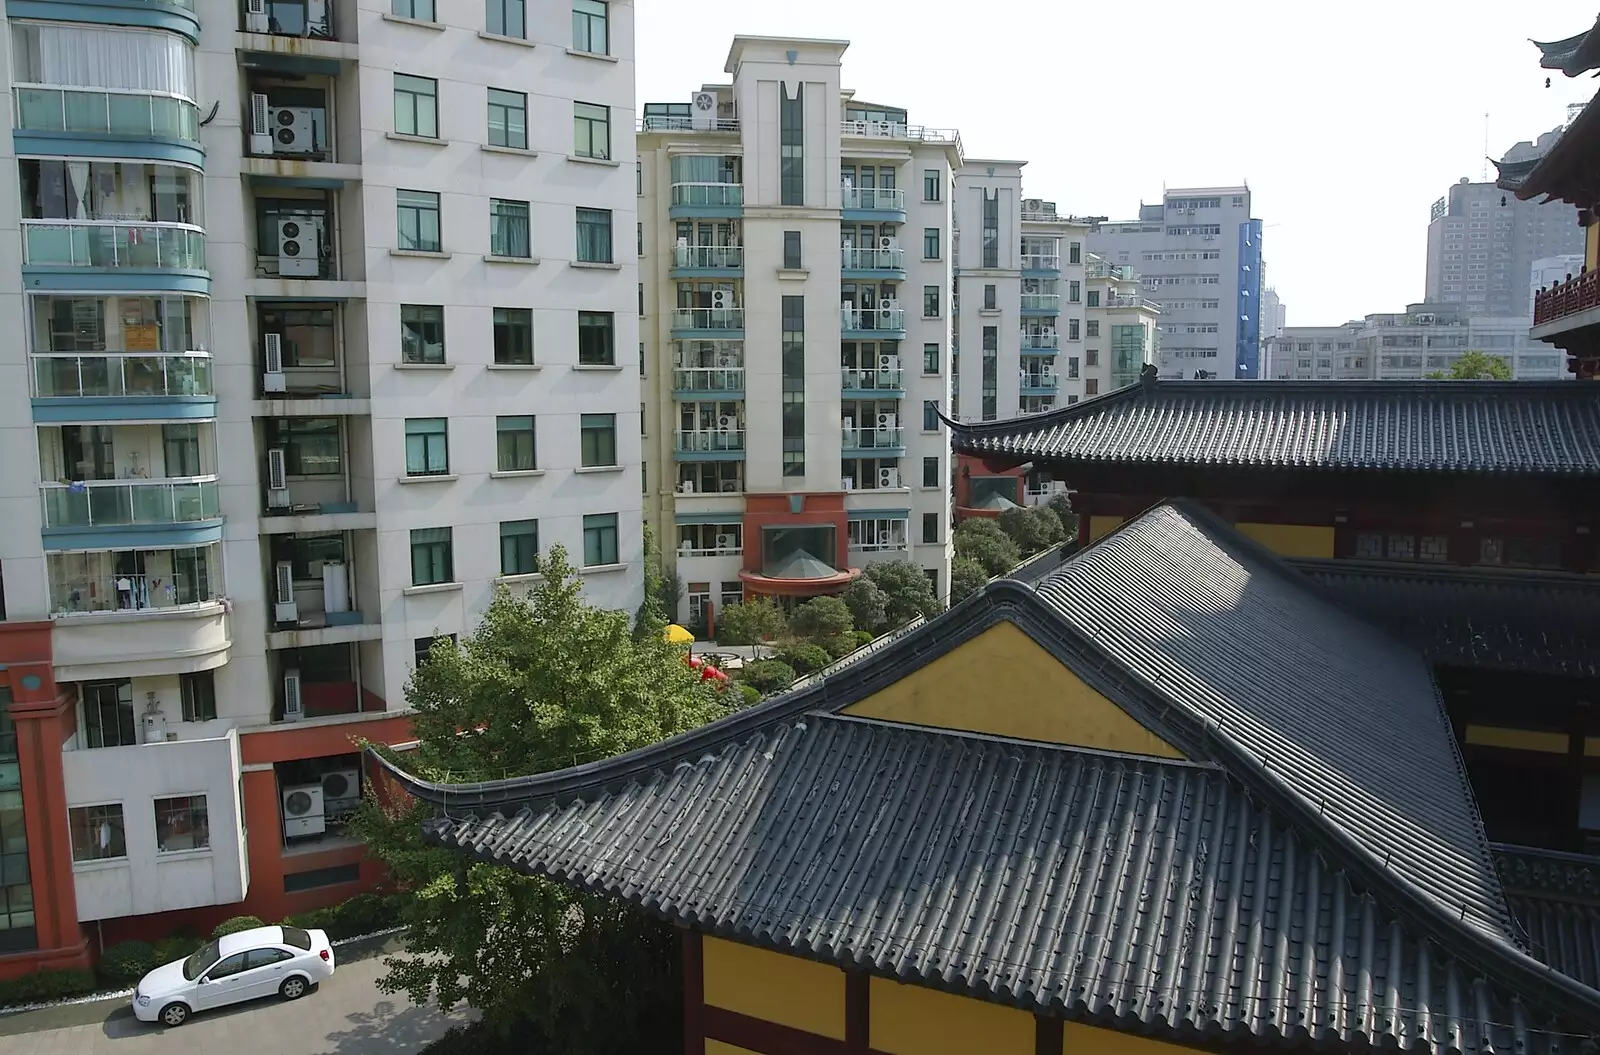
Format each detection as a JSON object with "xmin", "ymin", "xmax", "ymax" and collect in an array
[
  {"xmin": 0, "ymin": 0, "xmax": 637, "ymax": 973},
  {"xmin": 638, "ymin": 36, "xmax": 957, "ymax": 625},
  {"xmin": 1087, "ymin": 187, "xmax": 1263, "ymax": 380}
]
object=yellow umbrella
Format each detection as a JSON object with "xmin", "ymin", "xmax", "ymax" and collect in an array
[{"xmin": 664, "ymin": 623, "xmax": 695, "ymax": 644}]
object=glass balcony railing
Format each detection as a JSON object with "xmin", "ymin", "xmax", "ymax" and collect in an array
[
  {"xmin": 840, "ymin": 186, "xmax": 905, "ymax": 211},
  {"xmin": 673, "ymin": 367, "xmax": 745, "ymax": 393},
  {"xmin": 14, "ymin": 87, "xmax": 201, "ymax": 143},
  {"xmin": 673, "ymin": 244, "xmax": 744, "ymax": 269},
  {"xmin": 840, "ymin": 246, "xmax": 905, "ymax": 270},
  {"xmin": 840, "ymin": 121, "xmax": 959, "ymax": 145},
  {"xmin": 22, "ymin": 221, "xmax": 206, "ymax": 270},
  {"xmin": 841, "ymin": 367, "xmax": 903, "ymax": 390},
  {"xmin": 675, "ymin": 430, "xmax": 745, "ymax": 453},
  {"xmin": 1021, "ymin": 254, "xmax": 1060, "ymax": 270},
  {"xmin": 841, "ymin": 306, "xmax": 905, "ymax": 331},
  {"xmin": 672, "ymin": 308, "xmax": 743, "ymax": 331},
  {"xmin": 33, "ymin": 353, "xmax": 213, "ymax": 399},
  {"xmin": 1020, "ymin": 333, "xmax": 1060, "ymax": 350},
  {"xmin": 41, "ymin": 478, "xmax": 220, "ymax": 529},
  {"xmin": 1021, "ymin": 293, "xmax": 1061, "ymax": 312},
  {"xmin": 670, "ymin": 182, "xmax": 744, "ymax": 207},
  {"xmin": 1020, "ymin": 372, "xmax": 1059, "ymax": 390},
  {"xmin": 842, "ymin": 427, "xmax": 904, "ymax": 449}
]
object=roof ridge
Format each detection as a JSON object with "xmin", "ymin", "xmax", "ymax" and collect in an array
[{"xmin": 822, "ymin": 710, "xmax": 1220, "ymax": 768}]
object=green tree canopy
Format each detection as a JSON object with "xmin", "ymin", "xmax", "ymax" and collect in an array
[
  {"xmin": 1046, "ymin": 492, "xmax": 1079, "ymax": 542},
  {"xmin": 788, "ymin": 595, "xmax": 853, "ymax": 641},
  {"xmin": 863, "ymin": 560, "xmax": 942, "ymax": 628},
  {"xmin": 999, "ymin": 505, "xmax": 1067, "ymax": 556},
  {"xmin": 1424, "ymin": 350, "xmax": 1512, "ymax": 380},
  {"xmin": 715, "ymin": 596, "xmax": 786, "ymax": 645},
  {"xmin": 349, "ymin": 545, "xmax": 732, "ymax": 1050},
  {"xmin": 841, "ymin": 578, "xmax": 888, "ymax": 635},
  {"xmin": 949, "ymin": 557, "xmax": 989, "ymax": 605},
  {"xmin": 954, "ymin": 517, "xmax": 1023, "ymax": 577}
]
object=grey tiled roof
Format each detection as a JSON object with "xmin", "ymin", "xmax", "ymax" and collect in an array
[
  {"xmin": 1493, "ymin": 155, "xmax": 1545, "ymax": 193},
  {"xmin": 1295, "ymin": 560, "xmax": 1600, "ymax": 677},
  {"xmin": 948, "ymin": 380, "xmax": 1600, "ymax": 474},
  {"xmin": 1534, "ymin": 16, "xmax": 1600, "ymax": 77},
  {"xmin": 1495, "ymin": 843, "xmax": 1600, "ymax": 990}
]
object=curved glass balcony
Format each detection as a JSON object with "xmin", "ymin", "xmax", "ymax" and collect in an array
[
  {"xmin": 41, "ymin": 477, "xmax": 220, "ymax": 529},
  {"xmin": 15, "ymin": 87, "xmax": 200, "ymax": 143},
  {"xmin": 34, "ymin": 353, "xmax": 212, "ymax": 399},
  {"xmin": 22, "ymin": 221, "xmax": 205, "ymax": 271}
]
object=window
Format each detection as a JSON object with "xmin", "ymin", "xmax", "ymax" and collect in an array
[
  {"xmin": 391, "ymin": 0, "xmax": 433, "ymax": 19},
  {"xmin": 576, "ymin": 208, "xmax": 613, "ymax": 263},
  {"xmin": 487, "ymin": 88, "xmax": 527, "ymax": 149},
  {"xmin": 396, "ymin": 190, "xmax": 441, "ymax": 252},
  {"xmin": 493, "ymin": 307, "xmax": 533, "ymax": 364},
  {"xmin": 400, "ymin": 305, "xmax": 445, "ymax": 364},
  {"xmin": 922, "ymin": 513, "xmax": 939, "ymax": 544},
  {"xmin": 1068, "ymin": 280, "xmax": 1081, "ymax": 303},
  {"xmin": 1068, "ymin": 242, "xmax": 1081, "ymax": 264},
  {"xmin": 1068, "ymin": 319, "xmax": 1081, "ymax": 341},
  {"xmin": 781, "ymin": 295, "xmax": 805, "ymax": 476},
  {"xmin": 922, "ymin": 400, "xmax": 938, "ymax": 432},
  {"xmin": 490, "ymin": 199, "xmax": 530, "ymax": 258},
  {"xmin": 923, "ymin": 342, "xmax": 939, "ymax": 374},
  {"xmin": 982, "ymin": 191, "xmax": 998, "ymax": 268},
  {"xmin": 923, "ymin": 286, "xmax": 940, "ymax": 318},
  {"xmin": 496, "ymin": 415, "xmax": 536, "ymax": 471},
  {"xmin": 69, "ymin": 803, "xmax": 124, "ymax": 862},
  {"xmin": 179, "ymin": 671, "xmax": 215, "ymax": 722},
  {"xmin": 580, "ymin": 413, "xmax": 617, "ymax": 466},
  {"xmin": 487, "ymin": 0, "xmax": 523, "ymax": 37},
  {"xmin": 154, "ymin": 795, "xmax": 208, "ymax": 853},
  {"xmin": 577, "ymin": 311, "xmax": 615, "ymax": 365},
  {"xmin": 1086, "ymin": 320, "xmax": 1099, "ymax": 338},
  {"xmin": 1086, "ymin": 349, "xmax": 1100, "ymax": 367},
  {"xmin": 404, "ymin": 417, "xmax": 449, "ymax": 476},
  {"xmin": 783, "ymin": 231, "xmax": 801, "ymax": 269},
  {"xmin": 393, "ymin": 74, "xmax": 438, "ymax": 138},
  {"xmin": 246, "ymin": 949, "xmax": 293, "ymax": 971},
  {"xmin": 1066, "ymin": 356, "xmax": 1080, "ymax": 378},
  {"xmin": 983, "ymin": 284, "xmax": 996, "ymax": 310},
  {"xmin": 574, "ymin": 102, "xmax": 611, "ymax": 160},
  {"xmin": 500, "ymin": 519, "xmax": 539, "ymax": 575},
  {"xmin": 1085, "ymin": 378, "xmax": 1099, "ymax": 396},
  {"xmin": 923, "ymin": 169, "xmax": 940, "ymax": 202},
  {"xmin": 162, "ymin": 423, "xmax": 201, "ymax": 477},
  {"xmin": 583, "ymin": 512, "xmax": 619, "ymax": 567},
  {"xmin": 1086, "ymin": 291, "xmax": 1100, "ymax": 308},
  {"xmin": 923, "ymin": 228, "xmax": 939, "ymax": 259},
  {"xmin": 273, "ymin": 418, "xmax": 341, "ymax": 476},
  {"xmin": 283, "ymin": 863, "xmax": 360, "ymax": 893},
  {"xmin": 571, "ymin": 0, "xmax": 608, "ymax": 52},
  {"xmin": 414, "ymin": 634, "xmax": 455, "ymax": 668},
  {"xmin": 410, "ymin": 527, "xmax": 453, "ymax": 585},
  {"xmin": 82, "ymin": 680, "xmax": 134, "ymax": 748},
  {"xmin": 779, "ymin": 84, "xmax": 803, "ymax": 206}
]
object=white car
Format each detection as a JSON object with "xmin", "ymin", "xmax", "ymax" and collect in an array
[{"xmin": 132, "ymin": 925, "xmax": 336, "ymax": 1027}]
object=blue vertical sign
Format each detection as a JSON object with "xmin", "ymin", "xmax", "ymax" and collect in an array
[{"xmin": 1235, "ymin": 219, "xmax": 1263, "ymax": 379}]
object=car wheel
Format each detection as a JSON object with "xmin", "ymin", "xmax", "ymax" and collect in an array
[
  {"xmin": 159, "ymin": 1003, "xmax": 189, "ymax": 1028},
  {"xmin": 280, "ymin": 976, "xmax": 308, "ymax": 1000}
]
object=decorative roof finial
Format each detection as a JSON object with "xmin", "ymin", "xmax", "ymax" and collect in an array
[{"xmin": 1139, "ymin": 362, "xmax": 1159, "ymax": 389}]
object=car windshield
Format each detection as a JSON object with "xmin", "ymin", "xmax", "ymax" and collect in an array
[
  {"xmin": 280, "ymin": 926, "xmax": 311, "ymax": 950},
  {"xmin": 182, "ymin": 940, "xmax": 221, "ymax": 981}
]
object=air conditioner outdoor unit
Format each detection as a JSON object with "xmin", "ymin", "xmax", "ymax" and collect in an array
[
  {"xmin": 878, "ymin": 354, "xmax": 898, "ymax": 371},
  {"xmin": 715, "ymin": 534, "xmax": 736, "ymax": 550},
  {"xmin": 878, "ymin": 413, "xmax": 897, "ymax": 429},
  {"xmin": 879, "ymin": 467, "xmax": 898, "ymax": 488},
  {"xmin": 281, "ymin": 670, "xmax": 304, "ymax": 723},
  {"xmin": 272, "ymin": 107, "xmax": 319, "ymax": 155},
  {"xmin": 879, "ymin": 236, "xmax": 894, "ymax": 251},
  {"xmin": 278, "ymin": 217, "xmax": 321, "ymax": 277},
  {"xmin": 248, "ymin": 93, "xmax": 273, "ymax": 154},
  {"xmin": 692, "ymin": 91, "xmax": 717, "ymax": 130},
  {"xmin": 245, "ymin": 0, "xmax": 269, "ymax": 32},
  {"xmin": 877, "ymin": 305, "xmax": 896, "ymax": 323},
  {"xmin": 281, "ymin": 781, "xmax": 324, "ymax": 836},
  {"xmin": 266, "ymin": 448, "xmax": 290, "ymax": 508},
  {"xmin": 717, "ymin": 415, "xmax": 733, "ymax": 430},
  {"xmin": 710, "ymin": 289, "xmax": 731, "ymax": 310},
  {"xmin": 273, "ymin": 561, "xmax": 298, "ymax": 625},
  {"xmin": 263, "ymin": 332, "xmax": 286, "ymax": 392},
  {"xmin": 321, "ymin": 769, "xmax": 362, "ymax": 818}
]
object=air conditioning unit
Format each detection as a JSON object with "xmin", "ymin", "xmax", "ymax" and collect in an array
[
  {"xmin": 879, "ymin": 236, "xmax": 894, "ymax": 251},
  {"xmin": 709, "ymin": 289, "xmax": 731, "ymax": 310},
  {"xmin": 321, "ymin": 769, "xmax": 361, "ymax": 818},
  {"xmin": 692, "ymin": 91, "xmax": 717, "ymax": 130},
  {"xmin": 245, "ymin": 0, "xmax": 269, "ymax": 32},
  {"xmin": 263, "ymin": 332, "xmax": 286, "ymax": 392},
  {"xmin": 248, "ymin": 93, "xmax": 273, "ymax": 154},
  {"xmin": 878, "ymin": 412, "xmax": 897, "ymax": 429},
  {"xmin": 277, "ymin": 217, "xmax": 321, "ymax": 277},
  {"xmin": 273, "ymin": 561, "xmax": 298, "ymax": 625},
  {"xmin": 878, "ymin": 354, "xmax": 898, "ymax": 371},
  {"xmin": 877, "ymin": 304, "xmax": 896, "ymax": 323},
  {"xmin": 715, "ymin": 534, "xmax": 736, "ymax": 550},
  {"xmin": 272, "ymin": 107, "xmax": 319, "ymax": 155},
  {"xmin": 281, "ymin": 669, "xmax": 303, "ymax": 722},
  {"xmin": 266, "ymin": 448, "xmax": 290, "ymax": 509},
  {"xmin": 717, "ymin": 415, "xmax": 733, "ymax": 431},
  {"xmin": 281, "ymin": 781, "xmax": 324, "ymax": 836},
  {"xmin": 879, "ymin": 467, "xmax": 899, "ymax": 488},
  {"xmin": 679, "ymin": 480, "xmax": 695, "ymax": 494}
]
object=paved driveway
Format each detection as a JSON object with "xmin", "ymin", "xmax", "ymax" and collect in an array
[{"xmin": 0, "ymin": 937, "xmax": 473, "ymax": 1055}]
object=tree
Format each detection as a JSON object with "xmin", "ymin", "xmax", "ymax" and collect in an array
[
  {"xmin": 998, "ymin": 506, "xmax": 1066, "ymax": 556},
  {"xmin": 1046, "ymin": 492, "xmax": 1079, "ymax": 543},
  {"xmin": 349, "ymin": 545, "xmax": 732, "ymax": 1051},
  {"xmin": 633, "ymin": 524, "xmax": 672, "ymax": 638},
  {"xmin": 950, "ymin": 557, "xmax": 989, "ymax": 605},
  {"xmin": 954, "ymin": 518, "xmax": 1022, "ymax": 577},
  {"xmin": 863, "ymin": 560, "xmax": 942, "ymax": 628},
  {"xmin": 788, "ymin": 596, "xmax": 853, "ymax": 641},
  {"xmin": 1424, "ymin": 350, "xmax": 1512, "ymax": 380},
  {"xmin": 714, "ymin": 596, "xmax": 786, "ymax": 646},
  {"xmin": 842, "ymin": 578, "xmax": 888, "ymax": 636}
]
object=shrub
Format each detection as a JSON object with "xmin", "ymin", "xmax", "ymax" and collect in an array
[
  {"xmin": 0, "ymin": 967, "xmax": 99, "ymax": 1006},
  {"xmin": 1046, "ymin": 492, "xmax": 1078, "ymax": 541},
  {"xmin": 788, "ymin": 596, "xmax": 853, "ymax": 641},
  {"xmin": 777, "ymin": 643, "xmax": 831, "ymax": 674},
  {"xmin": 850, "ymin": 629, "xmax": 874, "ymax": 648},
  {"xmin": 284, "ymin": 906, "xmax": 336, "ymax": 933},
  {"xmin": 954, "ymin": 518, "xmax": 1022, "ymax": 577},
  {"xmin": 211, "ymin": 915, "xmax": 267, "ymax": 940},
  {"xmin": 998, "ymin": 506, "xmax": 1065, "ymax": 556},
  {"xmin": 100, "ymin": 941, "xmax": 159, "ymax": 987},
  {"xmin": 329, "ymin": 893, "xmax": 403, "ymax": 940},
  {"xmin": 715, "ymin": 597, "xmax": 786, "ymax": 646},
  {"xmin": 153, "ymin": 936, "xmax": 197, "ymax": 967},
  {"xmin": 950, "ymin": 557, "xmax": 989, "ymax": 605},
  {"xmin": 734, "ymin": 682, "xmax": 762, "ymax": 708},
  {"xmin": 818, "ymin": 634, "xmax": 857, "ymax": 660},
  {"xmin": 738, "ymin": 659, "xmax": 796, "ymax": 695},
  {"xmin": 842, "ymin": 579, "xmax": 888, "ymax": 635}
]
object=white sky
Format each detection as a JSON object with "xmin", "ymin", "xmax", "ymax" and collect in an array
[{"xmin": 635, "ymin": 1, "xmax": 1597, "ymax": 328}]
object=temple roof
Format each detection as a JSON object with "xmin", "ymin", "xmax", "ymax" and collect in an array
[
  {"xmin": 946, "ymin": 379, "xmax": 1600, "ymax": 475},
  {"xmin": 1495, "ymin": 843, "xmax": 1600, "ymax": 990},
  {"xmin": 1500, "ymin": 91, "xmax": 1600, "ymax": 206},
  {"xmin": 376, "ymin": 503, "xmax": 1600, "ymax": 1048},
  {"xmin": 1534, "ymin": 15, "xmax": 1600, "ymax": 78}
]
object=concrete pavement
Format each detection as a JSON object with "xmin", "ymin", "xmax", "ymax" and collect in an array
[{"xmin": 0, "ymin": 937, "xmax": 474, "ymax": 1055}]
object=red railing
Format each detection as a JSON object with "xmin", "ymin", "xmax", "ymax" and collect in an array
[{"xmin": 1534, "ymin": 269, "xmax": 1600, "ymax": 326}]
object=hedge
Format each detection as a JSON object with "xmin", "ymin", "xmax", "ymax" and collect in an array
[
  {"xmin": 737, "ymin": 659, "xmax": 796, "ymax": 695},
  {"xmin": 100, "ymin": 941, "xmax": 159, "ymax": 987},
  {"xmin": 775, "ymin": 643, "xmax": 830, "ymax": 674},
  {"xmin": 283, "ymin": 891, "xmax": 407, "ymax": 941},
  {"xmin": 0, "ymin": 967, "xmax": 99, "ymax": 1006},
  {"xmin": 212, "ymin": 915, "xmax": 266, "ymax": 939}
]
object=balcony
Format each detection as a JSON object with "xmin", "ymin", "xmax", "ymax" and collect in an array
[
  {"xmin": 674, "ymin": 430, "xmax": 746, "ymax": 461},
  {"xmin": 1020, "ymin": 372, "xmax": 1059, "ymax": 394},
  {"xmin": 841, "ymin": 367, "xmax": 905, "ymax": 397},
  {"xmin": 841, "ymin": 306, "xmax": 907, "ymax": 337},
  {"xmin": 1021, "ymin": 254, "xmax": 1061, "ymax": 273},
  {"xmin": 639, "ymin": 116, "xmax": 740, "ymax": 133},
  {"xmin": 1532, "ymin": 270, "xmax": 1600, "ymax": 341},
  {"xmin": 670, "ymin": 182, "xmax": 744, "ymax": 218},
  {"xmin": 673, "ymin": 367, "xmax": 745, "ymax": 398},
  {"xmin": 840, "ymin": 121, "xmax": 960, "ymax": 148},
  {"xmin": 671, "ymin": 308, "xmax": 744, "ymax": 338},
  {"xmin": 1020, "ymin": 293, "xmax": 1061, "ymax": 315},
  {"xmin": 840, "ymin": 186, "xmax": 906, "ymax": 218},
  {"xmin": 41, "ymin": 478, "xmax": 222, "ymax": 550},
  {"xmin": 32, "ymin": 352, "xmax": 215, "ymax": 422},
  {"xmin": 1020, "ymin": 333, "xmax": 1060, "ymax": 351},
  {"xmin": 671, "ymin": 244, "xmax": 744, "ymax": 275},
  {"xmin": 22, "ymin": 221, "xmax": 207, "ymax": 291},
  {"xmin": 842, "ymin": 426, "xmax": 906, "ymax": 455},
  {"xmin": 13, "ymin": 87, "xmax": 201, "ymax": 154},
  {"xmin": 841, "ymin": 246, "xmax": 907, "ymax": 279},
  {"xmin": 1105, "ymin": 294, "xmax": 1162, "ymax": 310},
  {"xmin": 1088, "ymin": 263, "xmax": 1136, "ymax": 281}
]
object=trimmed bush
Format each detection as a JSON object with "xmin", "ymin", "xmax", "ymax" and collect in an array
[
  {"xmin": 738, "ymin": 659, "xmax": 796, "ymax": 695},
  {"xmin": 734, "ymin": 682, "xmax": 761, "ymax": 708},
  {"xmin": 328, "ymin": 893, "xmax": 402, "ymax": 940},
  {"xmin": 152, "ymin": 936, "xmax": 196, "ymax": 966},
  {"xmin": 776, "ymin": 643, "xmax": 830, "ymax": 674},
  {"xmin": 0, "ymin": 967, "xmax": 99, "ymax": 1006},
  {"xmin": 100, "ymin": 941, "xmax": 159, "ymax": 987},
  {"xmin": 211, "ymin": 915, "xmax": 266, "ymax": 940},
  {"xmin": 818, "ymin": 634, "xmax": 856, "ymax": 660},
  {"xmin": 283, "ymin": 906, "xmax": 336, "ymax": 933},
  {"xmin": 850, "ymin": 629, "xmax": 874, "ymax": 648}
]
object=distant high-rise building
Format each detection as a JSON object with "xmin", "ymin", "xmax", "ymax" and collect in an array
[{"xmin": 1261, "ymin": 287, "xmax": 1285, "ymax": 339}]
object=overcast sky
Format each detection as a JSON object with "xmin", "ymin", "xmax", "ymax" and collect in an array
[{"xmin": 635, "ymin": 1, "xmax": 1596, "ymax": 328}]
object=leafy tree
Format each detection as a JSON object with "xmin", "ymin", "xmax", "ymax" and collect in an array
[
  {"xmin": 349, "ymin": 545, "xmax": 731, "ymax": 1051},
  {"xmin": 950, "ymin": 557, "xmax": 989, "ymax": 605},
  {"xmin": 842, "ymin": 578, "xmax": 888, "ymax": 635},
  {"xmin": 1046, "ymin": 492, "xmax": 1079, "ymax": 543},
  {"xmin": 777, "ymin": 643, "xmax": 832, "ymax": 674},
  {"xmin": 633, "ymin": 524, "xmax": 672, "ymax": 638},
  {"xmin": 999, "ymin": 506, "xmax": 1066, "ymax": 556},
  {"xmin": 715, "ymin": 597, "xmax": 786, "ymax": 646},
  {"xmin": 954, "ymin": 518, "xmax": 1022, "ymax": 577},
  {"xmin": 788, "ymin": 596, "xmax": 853, "ymax": 641},
  {"xmin": 738, "ymin": 659, "xmax": 797, "ymax": 694},
  {"xmin": 863, "ymin": 560, "xmax": 942, "ymax": 628},
  {"xmin": 1424, "ymin": 350, "xmax": 1512, "ymax": 380}
]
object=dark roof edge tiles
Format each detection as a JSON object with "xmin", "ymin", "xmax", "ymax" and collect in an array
[
  {"xmin": 1533, "ymin": 15, "xmax": 1600, "ymax": 77},
  {"xmin": 371, "ymin": 501, "xmax": 1600, "ymax": 1026}
]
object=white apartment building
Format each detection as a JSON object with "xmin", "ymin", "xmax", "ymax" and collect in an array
[
  {"xmin": 638, "ymin": 36, "xmax": 957, "ymax": 626},
  {"xmin": 0, "ymin": 0, "xmax": 638, "ymax": 966},
  {"xmin": 1087, "ymin": 187, "xmax": 1263, "ymax": 380}
]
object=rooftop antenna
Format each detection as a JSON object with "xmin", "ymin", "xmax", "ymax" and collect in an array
[{"xmin": 1481, "ymin": 112, "xmax": 1489, "ymax": 180}]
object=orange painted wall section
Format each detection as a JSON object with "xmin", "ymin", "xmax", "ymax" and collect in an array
[
  {"xmin": 1063, "ymin": 1021, "xmax": 1214, "ymax": 1055},
  {"xmin": 1587, "ymin": 222, "xmax": 1598, "ymax": 272},
  {"xmin": 1234, "ymin": 522, "xmax": 1336, "ymax": 558},
  {"xmin": 869, "ymin": 977, "xmax": 1033, "ymax": 1054},
  {"xmin": 701, "ymin": 936, "xmax": 845, "ymax": 1040},
  {"xmin": 705, "ymin": 1043, "xmax": 763, "ymax": 1055},
  {"xmin": 1087, "ymin": 515, "xmax": 1126, "ymax": 542},
  {"xmin": 238, "ymin": 713, "xmax": 412, "ymax": 766}
]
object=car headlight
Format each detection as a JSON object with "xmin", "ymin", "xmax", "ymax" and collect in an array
[{"xmin": 136, "ymin": 995, "xmax": 150, "ymax": 1006}]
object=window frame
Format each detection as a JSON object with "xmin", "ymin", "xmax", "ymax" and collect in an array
[
  {"xmin": 390, "ymin": 0, "xmax": 434, "ymax": 20},
  {"xmin": 68, "ymin": 802, "xmax": 126, "ymax": 863},
  {"xmin": 490, "ymin": 198, "xmax": 531, "ymax": 259},
  {"xmin": 486, "ymin": 0, "xmax": 525, "ymax": 38},
  {"xmin": 577, "ymin": 311, "xmax": 615, "ymax": 365},
  {"xmin": 922, "ymin": 512, "xmax": 939, "ymax": 544},
  {"xmin": 583, "ymin": 512, "xmax": 619, "ymax": 568},
  {"xmin": 400, "ymin": 304, "xmax": 446, "ymax": 364},
  {"xmin": 496, "ymin": 415, "xmax": 536, "ymax": 472},
  {"xmin": 782, "ymin": 230, "xmax": 801, "ymax": 270},
  {"xmin": 179, "ymin": 670, "xmax": 215, "ymax": 722},
  {"xmin": 153, "ymin": 794, "xmax": 209, "ymax": 854},
  {"xmin": 922, "ymin": 456, "xmax": 939, "ymax": 488},
  {"xmin": 493, "ymin": 307, "xmax": 534, "ymax": 365},
  {"xmin": 393, "ymin": 73, "xmax": 439, "ymax": 139},
  {"xmin": 922, "ymin": 169, "xmax": 940, "ymax": 202},
  {"xmin": 576, "ymin": 207, "xmax": 614, "ymax": 263},
  {"xmin": 574, "ymin": 102, "xmax": 611, "ymax": 160},
  {"xmin": 500, "ymin": 519, "xmax": 539, "ymax": 576},
  {"xmin": 409, "ymin": 527, "xmax": 454, "ymax": 586},
  {"xmin": 922, "ymin": 285, "xmax": 940, "ymax": 318},
  {"xmin": 922, "ymin": 227, "xmax": 939, "ymax": 260},
  {"xmin": 396, "ymin": 189, "xmax": 441, "ymax": 253},
  {"xmin": 580, "ymin": 413, "xmax": 617, "ymax": 467},
  {"xmin": 923, "ymin": 342, "xmax": 939, "ymax": 375},
  {"xmin": 403, "ymin": 417, "xmax": 450, "ymax": 476},
  {"xmin": 571, "ymin": 0, "xmax": 609, "ymax": 54},
  {"xmin": 487, "ymin": 88, "xmax": 528, "ymax": 149}
]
